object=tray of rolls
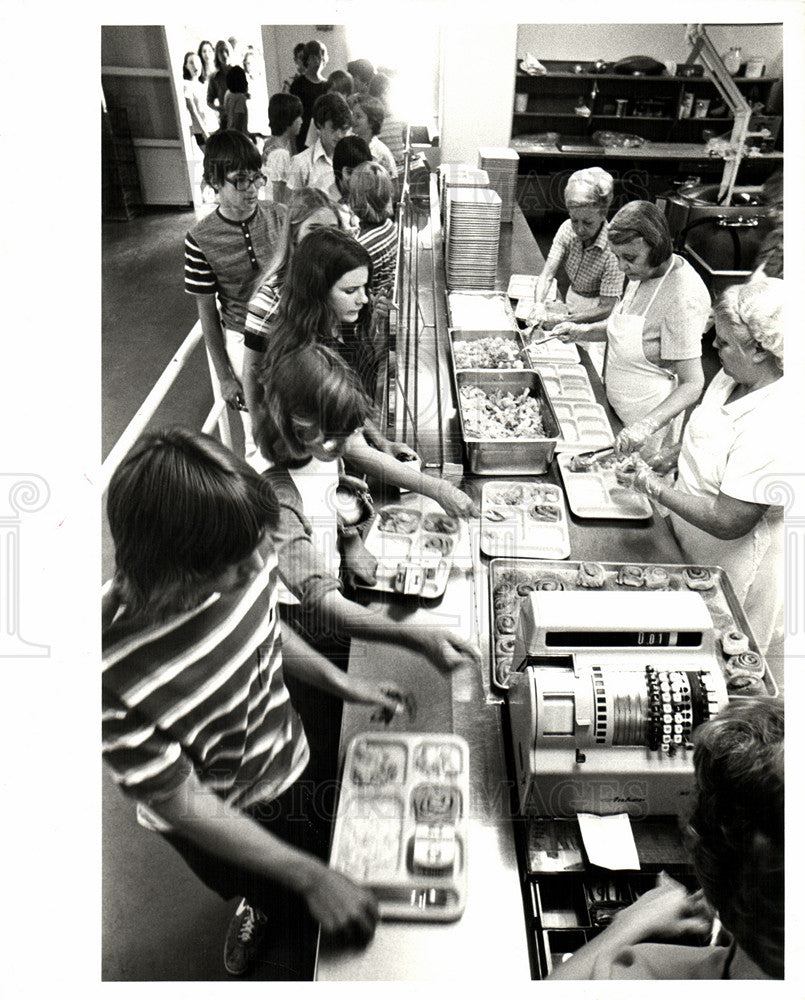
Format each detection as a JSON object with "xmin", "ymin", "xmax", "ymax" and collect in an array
[
  {"xmin": 487, "ymin": 557, "xmax": 777, "ymax": 697},
  {"xmin": 329, "ymin": 732, "xmax": 470, "ymax": 921},
  {"xmin": 480, "ymin": 480, "xmax": 570, "ymax": 559}
]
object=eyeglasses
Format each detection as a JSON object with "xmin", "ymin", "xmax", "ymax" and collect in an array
[{"xmin": 225, "ymin": 173, "xmax": 267, "ymax": 192}]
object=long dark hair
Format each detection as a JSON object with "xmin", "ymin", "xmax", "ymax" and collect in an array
[
  {"xmin": 197, "ymin": 39, "xmax": 214, "ymax": 83},
  {"xmin": 269, "ymin": 227, "xmax": 373, "ymax": 356}
]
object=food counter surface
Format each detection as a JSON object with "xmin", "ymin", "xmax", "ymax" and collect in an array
[{"xmin": 315, "ymin": 196, "xmax": 684, "ymax": 981}]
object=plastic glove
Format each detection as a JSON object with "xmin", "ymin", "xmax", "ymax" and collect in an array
[
  {"xmin": 551, "ymin": 321, "xmax": 583, "ymax": 344},
  {"xmin": 614, "ymin": 417, "xmax": 658, "ymax": 455},
  {"xmin": 643, "ymin": 445, "xmax": 680, "ymax": 475},
  {"xmin": 614, "ymin": 454, "xmax": 662, "ymax": 497},
  {"xmin": 526, "ymin": 300, "xmax": 547, "ymax": 328}
]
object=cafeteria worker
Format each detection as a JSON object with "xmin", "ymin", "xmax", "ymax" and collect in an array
[
  {"xmin": 617, "ymin": 277, "xmax": 785, "ymax": 660},
  {"xmin": 554, "ymin": 200, "xmax": 710, "ymax": 454},
  {"xmin": 528, "ymin": 167, "xmax": 623, "ymax": 375}
]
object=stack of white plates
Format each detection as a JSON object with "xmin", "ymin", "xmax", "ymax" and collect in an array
[
  {"xmin": 438, "ymin": 163, "xmax": 490, "ymax": 220},
  {"xmin": 478, "ymin": 147, "xmax": 519, "ymax": 223},
  {"xmin": 445, "ymin": 187, "xmax": 502, "ymax": 290}
]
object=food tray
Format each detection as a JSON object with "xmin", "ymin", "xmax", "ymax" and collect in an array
[
  {"xmin": 480, "ymin": 481, "xmax": 570, "ymax": 559},
  {"xmin": 533, "ymin": 363, "xmax": 596, "ymax": 403},
  {"xmin": 557, "ymin": 452, "xmax": 652, "ymax": 520},
  {"xmin": 455, "ymin": 369, "xmax": 561, "ymax": 475},
  {"xmin": 448, "ymin": 328, "xmax": 529, "ymax": 371},
  {"xmin": 551, "ymin": 400, "xmax": 615, "ymax": 454},
  {"xmin": 359, "ymin": 495, "xmax": 466, "ymax": 598},
  {"xmin": 525, "ymin": 339, "xmax": 580, "ymax": 366},
  {"xmin": 447, "ymin": 291, "xmax": 518, "ymax": 332},
  {"xmin": 330, "ymin": 732, "xmax": 470, "ymax": 921},
  {"xmin": 487, "ymin": 558, "xmax": 777, "ymax": 696}
]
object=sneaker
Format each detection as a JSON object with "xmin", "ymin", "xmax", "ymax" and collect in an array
[{"xmin": 224, "ymin": 897, "xmax": 268, "ymax": 976}]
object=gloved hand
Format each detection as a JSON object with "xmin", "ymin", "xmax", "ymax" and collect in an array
[
  {"xmin": 526, "ymin": 300, "xmax": 547, "ymax": 328},
  {"xmin": 614, "ymin": 417, "xmax": 658, "ymax": 455},
  {"xmin": 614, "ymin": 454, "xmax": 662, "ymax": 497},
  {"xmin": 642, "ymin": 445, "xmax": 680, "ymax": 475},
  {"xmin": 551, "ymin": 321, "xmax": 585, "ymax": 344}
]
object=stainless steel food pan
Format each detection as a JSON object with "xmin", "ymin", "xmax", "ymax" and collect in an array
[{"xmin": 455, "ymin": 369, "xmax": 560, "ymax": 475}]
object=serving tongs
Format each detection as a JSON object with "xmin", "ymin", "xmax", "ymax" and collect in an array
[{"xmin": 574, "ymin": 445, "xmax": 615, "ymax": 463}]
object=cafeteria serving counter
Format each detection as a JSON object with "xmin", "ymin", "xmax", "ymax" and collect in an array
[{"xmin": 316, "ymin": 183, "xmax": 686, "ymax": 981}]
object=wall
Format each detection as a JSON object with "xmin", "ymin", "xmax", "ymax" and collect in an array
[
  {"xmin": 439, "ymin": 23, "xmax": 519, "ymax": 163},
  {"xmin": 516, "ymin": 23, "xmax": 783, "ymax": 75}
]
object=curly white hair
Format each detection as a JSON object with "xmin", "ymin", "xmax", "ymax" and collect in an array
[
  {"xmin": 715, "ymin": 276, "xmax": 784, "ymax": 371},
  {"xmin": 564, "ymin": 167, "xmax": 614, "ymax": 211}
]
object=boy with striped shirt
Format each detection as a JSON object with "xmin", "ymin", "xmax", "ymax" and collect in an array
[{"xmin": 102, "ymin": 428, "xmax": 394, "ymax": 976}]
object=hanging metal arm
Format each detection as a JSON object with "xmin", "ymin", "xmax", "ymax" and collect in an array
[{"xmin": 685, "ymin": 24, "xmax": 753, "ymax": 205}]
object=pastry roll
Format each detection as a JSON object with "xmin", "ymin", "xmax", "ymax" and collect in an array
[
  {"xmin": 424, "ymin": 513, "xmax": 459, "ymax": 535},
  {"xmin": 727, "ymin": 651, "xmax": 763, "ymax": 676},
  {"xmin": 529, "ymin": 503, "xmax": 561, "ymax": 522},
  {"xmin": 644, "ymin": 566, "xmax": 670, "ymax": 590},
  {"xmin": 577, "ymin": 562, "xmax": 606, "ymax": 588},
  {"xmin": 496, "ymin": 613, "xmax": 517, "ymax": 634},
  {"xmin": 496, "ymin": 635, "xmax": 516, "ymax": 656},
  {"xmin": 533, "ymin": 485, "xmax": 561, "ymax": 503},
  {"xmin": 422, "ymin": 533, "xmax": 453, "ymax": 555},
  {"xmin": 726, "ymin": 671, "xmax": 765, "ymax": 696},
  {"xmin": 534, "ymin": 576, "xmax": 565, "ymax": 591},
  {"xmin": 683, "ymin": 566, "xmax": 715, "ymax": 591},
  {"xmin": 722, "ymin": 628, "xmax": 750, "ymax": 656},
  {"xmin": 378, "ymin": 507, "xmax": 420, "ymax": 534},
  {"xmin": 617, "ymin": 564, "xmax": 644, "ymax": 588},
  {"xmin": 516, "ymin": 582, "xmax": 536, "ymax": 597},
  {"xmin": 496, "ymin": 657, "xmax": 513, "ymax": 685},
  {"xmin": 484, "ymin": 507, "xmax": 508, "ymax": 522}
]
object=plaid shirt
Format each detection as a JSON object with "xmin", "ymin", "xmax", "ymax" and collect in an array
[{"xmin": 546, "ymin": 219, "xmax": 624, "ymax": 299}]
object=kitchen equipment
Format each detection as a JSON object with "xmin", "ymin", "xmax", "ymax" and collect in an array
[
  {"xmin": 507, "ymin": 589, "xmax": 731, "ymax": 817},
  {"xmin": 329, "ymin": 732, "xmax": 470, "ymax": 921},
  {"xmin": 455, "ymin": 369, "xmax": 561, "ymax": 475},
  {"xmin": 572, "ymin": 445, "xmax": 614, "ymax": 463},
  {"xmin": 480, "ymin": 480, "xmax": 570, "ymax": 560}
]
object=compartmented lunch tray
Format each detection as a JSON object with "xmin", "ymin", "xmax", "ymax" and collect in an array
[
  {"xmin": 480, "ymin": 481, "xmax": 570, "ymax": 560},
  {"xmin": 525, "ymin": 339, "xmax": 580, "ymax": 366},
  {"xmin": 329, "ymin": 732, "xmax": 470, "ymax": 921},
  {"xmin": 556, "ymin": 452, "xmax": 653, "ymax": 520},
  {"xmin": 487, "ymin": 557, "xmax": 776, "ymax": 695},
  {"xmin": 533, "ymin": 363, "xmax": 596, "ymax": 403},
  {"xmin": 551, "ymin": 400, "xmax": 615, "ymax": 454},
  {"xmin": 358, "ymin": 495, "xmax": 466, "ymax": 599}
]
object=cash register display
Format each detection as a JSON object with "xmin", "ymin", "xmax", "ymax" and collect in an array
[{"xmin": 544, "ymin": 630, "xmax": 703, "ymax": 648}]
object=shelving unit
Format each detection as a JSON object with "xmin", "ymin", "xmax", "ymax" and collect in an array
[{"xmin": 511, "ymin": 59, "xmax": 782, "ymax": 150}]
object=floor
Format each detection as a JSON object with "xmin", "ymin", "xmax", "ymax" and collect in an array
[{"xmin": 102, "ymin": 206, "xmax": 723, "ymax": 981}]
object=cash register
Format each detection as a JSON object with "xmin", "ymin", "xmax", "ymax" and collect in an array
[{"xmin": 507, "ymin": 590, "xmax": 730, "ymax": 818}]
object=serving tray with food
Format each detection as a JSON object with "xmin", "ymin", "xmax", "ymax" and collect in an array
[
  {"xmin": 358, "ymin": 494, "xmax": 468, "ymax": 598},
  {"xmin": 449, "ymin": 328, "xmax": 529, "ymax": 371},
  {"xmin": 480, "ymin": 480, "xmax": 570, "ymax": 559},
  {"xmin": 487, "ymin": 557, "xmax": 776, "ymax": 697},
  {"xmin": 556, "ymin": 451, "xmax": 653, "ymax": 519},
  {"xmin": 525, "ymin": 338, "xmax": 580, "ymax": 366},
  {"xmin": 329, "ymin": 732, "xmax": 470, "ymax": 921}
]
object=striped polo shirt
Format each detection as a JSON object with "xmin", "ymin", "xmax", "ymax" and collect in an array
[
  {"xmin": 102, "ymin": 552, "xmax": 309, "ymax": 817},
  {"xmin": 185, "ymin": 202, "xmax": 286, "ymax": 333},
  {"xmin": 356, "ymin": 218, "xmax": 398, "ymax": 298}
]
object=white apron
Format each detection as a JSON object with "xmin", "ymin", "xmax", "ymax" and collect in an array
[
  {"xmin": 604, "ymin": 266, "xmax": 682, "ymax": 452},
  {"xmin": 566, "ymin": 286, "xmax": 605, "ymax": 378}
]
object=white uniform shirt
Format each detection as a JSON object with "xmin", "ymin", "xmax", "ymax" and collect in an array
[{"xmin": 671, "ymin": 368, "xmax": 785, "ymax": 655}]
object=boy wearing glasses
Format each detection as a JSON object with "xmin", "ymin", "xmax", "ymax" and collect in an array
[{"xmin": 185, "ymin": 130, "xmax": 286, "ymax": 466}]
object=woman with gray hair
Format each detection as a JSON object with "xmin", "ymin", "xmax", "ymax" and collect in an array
[
  {"xmin": 616, "ymin": 276, "xmax": 785, "ymax": 658},
  {"xmin": 555, "ymin": 200, "xmax": 710, "ymax": 454},
  {"xmin": 529, "ymin": 167, "xmax": 622, "ymax": 374}
]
